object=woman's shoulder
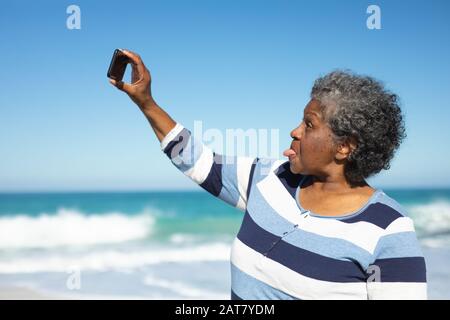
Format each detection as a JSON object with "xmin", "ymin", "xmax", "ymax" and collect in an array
[
  {"xmin": 374, "ymin": 191, "xmax": 409, "ymax": 218},
  {"xmin": 344, "ymin": 190, "xmax": 414, "ymax": 232},
  {"xmin": 374, "ymin": 192, "xmax": 418, "ymax": 235},
  {"xmin": 370, "ymin": 192, "xmax": 424, "ymax": 263}
]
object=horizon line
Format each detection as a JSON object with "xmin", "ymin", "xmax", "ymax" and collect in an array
[{"xmin": 1, "ymin": 186, "xmax": 450, "ymax": 194}]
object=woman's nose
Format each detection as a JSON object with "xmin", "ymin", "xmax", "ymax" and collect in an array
[
  {"xmin": 290, "ymin": 123, "xmax": 303, "ymax": 140},
  {"xmin": 290, "ymin": 129, "xmax": 296, "ymax": 139}
]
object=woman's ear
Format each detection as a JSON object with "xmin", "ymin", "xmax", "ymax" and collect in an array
[{"xmin": 335, "ymin": 137, "xmax": 357, "ymax": 161}]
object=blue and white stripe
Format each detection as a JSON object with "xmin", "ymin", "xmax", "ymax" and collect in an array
[{"xmin": 161, "ymin": 123, "xmax": 427, "ymax": 300}]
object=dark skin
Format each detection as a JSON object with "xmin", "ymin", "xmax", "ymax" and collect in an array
[
  {"xmin": 286, "ymin": 99, "xmax": 375, "ymax": 216},
  {"xmin": 110, "ymin": 49, "xmax": 375, "ymax": 217}
]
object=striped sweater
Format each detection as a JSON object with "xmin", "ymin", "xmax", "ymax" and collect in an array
[{"xmin": 160, "ymin": 123, "xmax": 427, "ymax": 300}]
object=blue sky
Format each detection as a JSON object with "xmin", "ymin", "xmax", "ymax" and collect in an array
[{"xmin": 1, "ymin": 0, "xmax": 450, "ymax": 191}]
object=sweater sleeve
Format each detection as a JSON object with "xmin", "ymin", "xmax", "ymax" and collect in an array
[
  {"xmin": 366, "ymin": 216, "xmax": 427, "ymax": 299},
  {"xmin": 160, "ymin": 123, "xmax": 257, "ymax": 212}
]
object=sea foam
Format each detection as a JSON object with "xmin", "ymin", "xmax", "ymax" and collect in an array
[
  {"xmin": 407, "ymin": 200, "xmax": 450, "ymax": 237},
  {"xmin": 0, "ymin": 243, "xmax": 231, "ymax": 273},
  {"xmin": 0, "ymin": 207, "xmax": 154, "ymax": 249}
]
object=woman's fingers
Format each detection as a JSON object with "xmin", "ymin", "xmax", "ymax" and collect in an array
[
  {"xmin": 109, "ymin": 78, "xmax": 132, "ymax": 94},
  {"xmin": 120, "ymin": 49, "xmax": 147, "ymax": 81},
  {"xmin": 130, "ymin": 62, "xmax": 140, "ymax": 84}
]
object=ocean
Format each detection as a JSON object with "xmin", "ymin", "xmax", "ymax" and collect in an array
[{"xmin": 0, "ymin": 189, "xmax": 449, "ymax": 299}]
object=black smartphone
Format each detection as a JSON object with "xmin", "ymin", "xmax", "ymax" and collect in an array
[{"xmin": 107, "ymin": 49, "xmax": 130, "ymax": 81}]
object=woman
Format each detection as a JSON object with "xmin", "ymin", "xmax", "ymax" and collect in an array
[{"xmin": 109, "ymin": 49, "xmax": 427, "ymax": 300}]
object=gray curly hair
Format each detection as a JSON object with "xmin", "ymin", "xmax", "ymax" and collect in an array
[{"xmin": 311, "ymin": 70, "xmax": 406, "ymax": 185}]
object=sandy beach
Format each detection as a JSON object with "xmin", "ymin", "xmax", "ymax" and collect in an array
[{"xmin": 0, "ymin": 286, "xmax": 60, "ymax": 300}]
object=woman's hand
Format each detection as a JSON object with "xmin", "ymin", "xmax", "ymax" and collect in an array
[{"xmin": 109, "ymin": 49, "xmax": 155, "ymax": 112}]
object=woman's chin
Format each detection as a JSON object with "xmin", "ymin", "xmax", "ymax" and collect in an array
[{"xmin": 288, "ymin": 161, "xmax": 302, "ymax": 174}]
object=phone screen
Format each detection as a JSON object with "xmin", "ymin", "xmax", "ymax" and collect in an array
[{"xmin": 107, "ymin": 49, "xmax": 130, "ymax": 81}]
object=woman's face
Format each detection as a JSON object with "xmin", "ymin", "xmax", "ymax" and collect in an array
[{"xmin": 284, "ymin": 99, "xmax": 338, "ymax": 175}]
